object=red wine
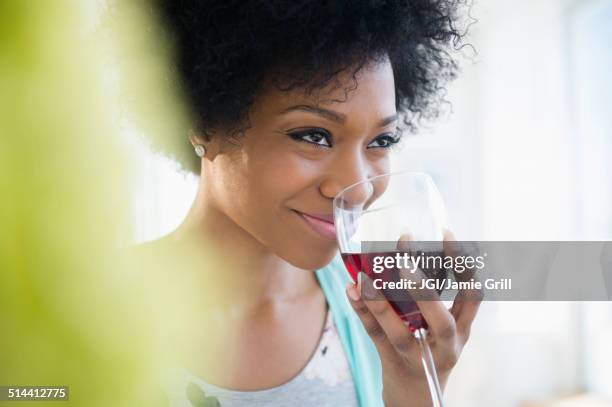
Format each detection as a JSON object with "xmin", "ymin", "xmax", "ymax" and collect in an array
[{"xmin": 341, "ymin": 251, "xmax": 448, "ymax": 332}]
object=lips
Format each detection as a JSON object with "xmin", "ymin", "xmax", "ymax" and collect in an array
[
  {"xmin": 303, "ymin": 213, "xmax": 334, "ymax": 223},
  {"xmin": 293, "ymin": 210, "xmax": 337, "ymax": 241}
]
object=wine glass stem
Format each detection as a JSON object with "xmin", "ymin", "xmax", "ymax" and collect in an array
[{"xmin": 413, "ymin": 327, "xmax": 445, "ymax": 407}]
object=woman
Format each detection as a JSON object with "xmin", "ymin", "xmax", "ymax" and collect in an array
[{"xmin": 143, "ymin": 1, "xmax": 479, "ymax": 406}]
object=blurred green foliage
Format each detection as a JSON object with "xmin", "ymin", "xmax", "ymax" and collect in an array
[{"xmin": 0, "ymin": 1, "xmax": 212, "ymax": 405}]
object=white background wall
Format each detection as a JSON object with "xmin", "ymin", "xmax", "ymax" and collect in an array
[{"xmin": 393, "ymin": 1, "xmax": 612, "ymax": 404}]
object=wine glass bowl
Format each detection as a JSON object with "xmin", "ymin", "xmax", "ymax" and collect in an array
[{"xmin": 333, "ymin": 170, "xmax": 449, "ymax": 407}]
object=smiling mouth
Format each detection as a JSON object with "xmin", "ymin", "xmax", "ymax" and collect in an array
[{"xmin": 292, "ymin": 210, "xmax": 337, "ymax": 241}]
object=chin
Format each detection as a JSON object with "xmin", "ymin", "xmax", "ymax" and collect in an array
[
  {"xmin": 283, "ymin": 242, "xmax": 339, "ymax": 271},
  {"xmin": 267, "ymin": 213, "xmax": 340, "ymax": 270}
]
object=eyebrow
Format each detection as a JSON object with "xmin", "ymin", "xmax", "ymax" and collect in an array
[{"xmin": 280, "ymin": 104, "xmax": 398, "ymax": 128}]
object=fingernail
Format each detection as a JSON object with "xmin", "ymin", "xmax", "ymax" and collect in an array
[
  {"xmin": 358, "ymin": 271, "xmax": 370, "ymax": 285},
  {"xmin": 359, "ymin": 272, "xmax": 375, "ymax": 301},
  {"xmin": 347, "ymin": 282, "xmax": 361, "ymax": 302}
]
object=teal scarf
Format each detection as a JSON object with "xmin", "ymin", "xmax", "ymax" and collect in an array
[{"xmin": 316, "ymin": 254, "xmax": 384, "ymax": 407}]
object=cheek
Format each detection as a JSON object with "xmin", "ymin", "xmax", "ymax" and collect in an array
[
  {"xmin": 241, "ymin": 150, "xmax": 338, "ymax": 268},
  {"xmin": 370, "ymin": 152, "xmax": 391, "ymax": 176},
  {"xmin": 360, "ymin": 156, "xmax": 391, "ymax": 209},
  {"xmin": 373, "ymin": 168, "xmax": 391, "ymax": 196},
  {"xmin": 211, "ymin": 153, "xmax": 252, "ymax": 217},
  {"xmin": 215, "ymin": 144, "xmax": 321, "ymax": 237},
  {"xmin": 247, "ymin": 150, "xmax": 323, "ymax": 202}
]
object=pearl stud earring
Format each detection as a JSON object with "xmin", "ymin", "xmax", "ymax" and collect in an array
[{"xmin": 194, "ymin": 144, "xmax": 206, "ymax": 157}]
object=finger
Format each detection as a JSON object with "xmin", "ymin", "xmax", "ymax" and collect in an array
[
  {"xmin": 449, "ymin": 295, "xmax": 481, "ymax": 342},
  {"xmin": 393, "ymin": 258, "xmax": 452, "ymax": 341},
  {"xmin": 442, "ymin": 228, "xmax": 459, "ymax": 255},
  {"xmin": 345, "ymin": 280, "xmax": 399, "ymax": 360},
  {"xmin": 396, "ymin": 232, "xmax": 413, "ymax": 252},
  {"xmin": 358, "ymin": 273, "xmax": 418, "ymax": 357},
  {"xmin": 414, "ymin": 296, "xmax": 458, "ymax": 343},
  {"xmin": 443, "ymin": 228, "xmax": 480, "ymax": 282},
  {"xmin": 443, "ymin": 228, "xmax": 483, "ymax": 338}
]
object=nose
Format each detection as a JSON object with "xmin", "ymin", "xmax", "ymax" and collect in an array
[
  {"xmin": 320, "ymin": 149, "xmax": 374, "ymax": 207},
  {"xmin": 336, "ymin": 181, "xmax": 374, "ymax": 208}
]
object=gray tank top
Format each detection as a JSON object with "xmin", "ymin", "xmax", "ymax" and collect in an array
[{"xmin": 163, "ymin": 308, "xmax": 359, "ymax": 407}]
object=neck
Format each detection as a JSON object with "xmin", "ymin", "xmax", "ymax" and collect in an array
[{"xmin": 169, "ymin": 185, "xmax": 321, "ymax": 314}]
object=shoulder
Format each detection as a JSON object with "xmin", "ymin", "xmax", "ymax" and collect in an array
[{"xmin": 316, "ymin": 253, "xmax": 384, "ymax": 405}]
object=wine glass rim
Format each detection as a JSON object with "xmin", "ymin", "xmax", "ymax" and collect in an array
[{"xmin": 333, "ymin": 170, "xmax": 434, "ymax": 209}]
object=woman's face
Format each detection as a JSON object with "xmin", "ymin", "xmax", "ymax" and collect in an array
[{"xmin": 203, "ymin": 59, "xmax": 398, "ymax": 270}]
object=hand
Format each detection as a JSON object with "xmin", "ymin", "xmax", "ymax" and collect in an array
[{"xmin": 345, "ymin": 230, "xmax": 482, "ymax": 407}]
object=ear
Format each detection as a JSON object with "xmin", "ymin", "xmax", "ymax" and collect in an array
[
  {"xmin": 188, "ymin": 129, "xmax": 207, "ymax": 147},
  {"xmin": 189, "ymin": 128, "xmax": 226, "ymax": 160}
]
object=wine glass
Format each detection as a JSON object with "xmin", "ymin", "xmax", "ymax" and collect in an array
[{"xmin": 333, "ymin": 171, "xmax": 449, "ymax": 407}]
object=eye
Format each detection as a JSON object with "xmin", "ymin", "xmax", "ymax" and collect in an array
[
  {"xmin": 367, "ymin": 132, "xmax": 401, "ymax": 149},
  {"xmin": 288, "ymin": 128, "xmax": 332, "ymax": 148}
]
